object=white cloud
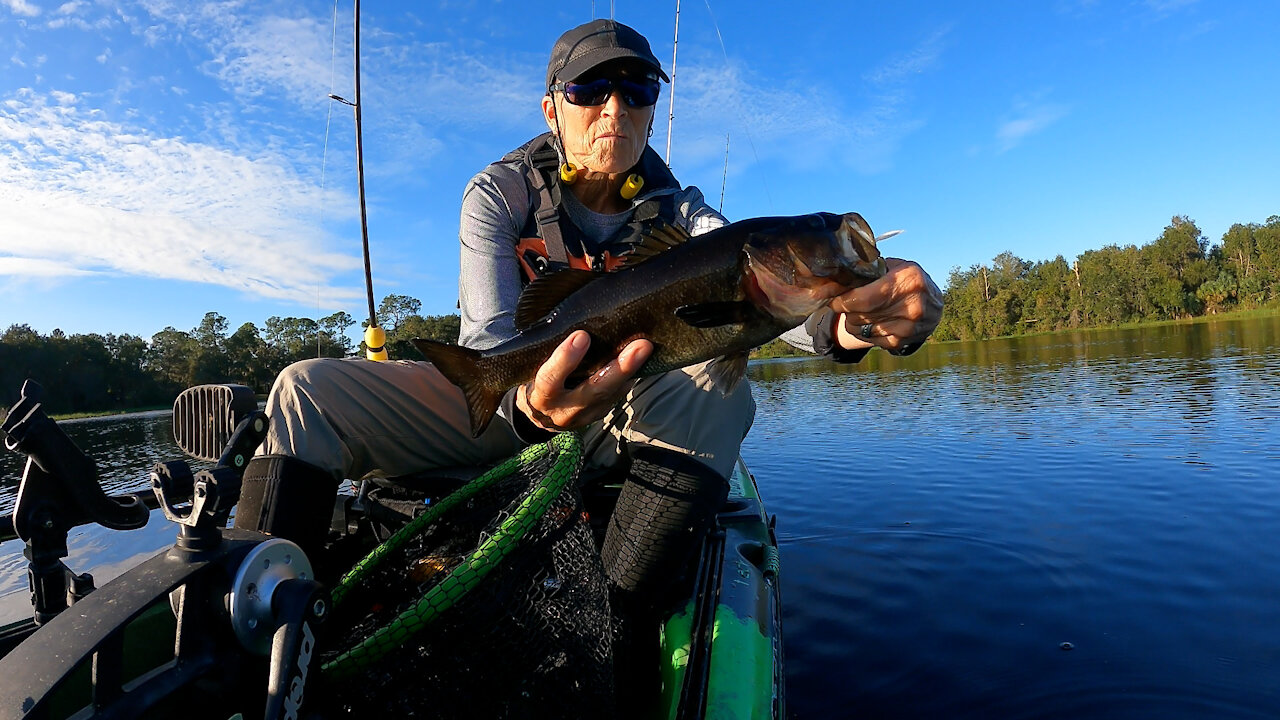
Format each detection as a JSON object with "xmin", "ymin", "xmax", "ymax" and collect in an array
[
  {"xmin": 1, "ymin": 0, "xmax": 40, "ymax": 17},
  {"xmin": 1145, "ymin": 0, "xmax": 1199, "ymax": 14},
  {"xmin": 996, "ymin": 96, "xmax": 1068, "ymax": 152},
  {"xmin": 863, "ymin": 27, "xmax": 949, "ymax": 85},
  {"xmin": 121, "ymin": 2, "xmax": 540, "ymax": 167},
  {"xmin": 0, "ymin": 256, "xmax": 96, "ymax": 277},
  {"xmin": 125, "ymin": 2, "xmax": 352, "ymax": 110},
  {"xmin": 663, "ymin": 28, "xmax": 947, "ymax": 176},
  {"xmin": 0, "ymin": 89, "xmax": 363, "ymax": 306}
]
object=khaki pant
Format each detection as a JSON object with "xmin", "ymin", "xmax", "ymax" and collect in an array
[{"xmin": 258, "ymin": 357, "xmax": 756, "ymax": 482}]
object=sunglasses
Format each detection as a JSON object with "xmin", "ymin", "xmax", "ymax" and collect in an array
[{"xmin": 551, "ymin": 75, "xmax": 661, "ymax": 107}]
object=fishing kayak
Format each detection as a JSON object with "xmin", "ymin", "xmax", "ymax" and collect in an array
[{"xmin": 0, "ymin": 381, "xmax": 784, "ymax": 719}]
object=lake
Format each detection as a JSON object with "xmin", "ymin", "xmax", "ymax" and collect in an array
[{"xmin": 3, "ymin": 315, "xmax": 1279, "ymax": 718}]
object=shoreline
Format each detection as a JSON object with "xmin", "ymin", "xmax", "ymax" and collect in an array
[
  {"xmin": 751, "ymin": 306, "xmax": 1280, "ymax": 358},
  {"xmin": 35, "ymin": 307, "xmax": 1280, "ymax": 415}
]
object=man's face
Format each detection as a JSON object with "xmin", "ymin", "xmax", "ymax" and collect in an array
[{"xmin": 544, "ymin": 62, "xmax": 659, "ymax": 175}]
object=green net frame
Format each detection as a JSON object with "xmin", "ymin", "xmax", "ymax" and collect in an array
[{"xmin": 321, "ymin": 432, "xmax": 583, "ymax": 677}]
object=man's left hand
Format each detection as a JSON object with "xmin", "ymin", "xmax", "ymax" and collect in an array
[{"xmin": 830, "ymin": 258, "xmax": 943, "ymax": 355}]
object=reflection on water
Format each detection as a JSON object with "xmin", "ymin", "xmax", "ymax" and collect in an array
[
  {"xmin": 743, "ymin": 315, "xmax": 1280, "ymax": 719},
  {"xmin": 0, "ymin": 410, "xmax": 176, "ymax": 516},
  {"xmin": 2, "ymin": 315, "xmax": 1279, "ymax": 718},
  {"xmin": 0, "ymin": 410, "xmax": 186, "ymax": 611}
]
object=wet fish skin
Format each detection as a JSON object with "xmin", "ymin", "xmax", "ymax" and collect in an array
[{"xmin": 415, "ymin": 211, "xmax": 887, "ymax": 437}]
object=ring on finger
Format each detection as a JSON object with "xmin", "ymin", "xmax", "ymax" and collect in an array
[{"xmin": 859, "ymin": 323, "xmax": 875, "ymax": 339}]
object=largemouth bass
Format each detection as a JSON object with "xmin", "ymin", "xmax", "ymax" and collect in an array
[{"xmin": 415, "ymin": 211, "xmax": 890, "ymax": 437}]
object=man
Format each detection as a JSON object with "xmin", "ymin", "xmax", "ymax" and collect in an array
[{"xmin": 235, "ymin": 19, "xmax": 942, "ymax": 587}]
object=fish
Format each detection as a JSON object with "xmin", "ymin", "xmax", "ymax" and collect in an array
[{"xmin": 415, "ymin": 211, "xmax": 890, "ymax": 437}]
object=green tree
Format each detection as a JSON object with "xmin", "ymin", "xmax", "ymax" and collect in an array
[
  {"xmin": 146, "ymin": 327, "xmax": 199, "ymax": 395},
  {"xmin": 225, "ymin": 323, "xmax": 271, "ymax": 391},
  {"xmin": 1221, "ymin": 223, "xmax": 1262, "ymax": 307},
  {"xmin": 103, "ymin": 333, "xmax": 153, "ymax": 406},
  {"xmin": 1025, "ymin": 256, "xmax": 1074, "ymax": 330},
  {"xmin": 264, "ymin": 316, "xmax": 322, "ymax": 371},
  {"xmin": 377, "ymin": 294, "xmax": 423, "ymax": 333},
  {"xmin": 1254, "ymin": 216, "xmax": 1280, "ymax": 301},
  {"xmin": 1196, "ymin": 270, "xmax": 1236, "ymax": 314},
  {"xmin": 391, "ymin": 313, "xmax": 461, "ymax": 359},
  {"xmin": 1142, "ymin": 216, "xmax": 1207, "ymax": 318},
  {"xmin": 318, "ymin": 311, "xmax": 355, "ymax": 357},
  {"xmin": 190, "ymin": 312, "xmax": 231, "ymax": 384}
]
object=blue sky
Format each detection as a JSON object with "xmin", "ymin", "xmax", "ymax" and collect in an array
[{"xmin": 2, "ymin": 0, "xmax": 1277, "ymax": 343}]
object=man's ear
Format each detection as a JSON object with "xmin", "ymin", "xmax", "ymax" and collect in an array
[{"xmin": 541, "ymin": 95, "xmax": 557, "ymax": 134}]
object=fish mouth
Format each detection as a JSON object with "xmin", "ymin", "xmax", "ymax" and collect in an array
[{"xmin": 833, "ymin": 213, "xmax": 887, "ymax": 283}]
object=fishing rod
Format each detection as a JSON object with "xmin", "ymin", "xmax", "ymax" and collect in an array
[
  {"xmin": 329, "ymin": 0, "xmax": 387, "ymax": 361},
  {"xmin": 665, "ymin": 0, "xmax": 680, "ymax": 165}
]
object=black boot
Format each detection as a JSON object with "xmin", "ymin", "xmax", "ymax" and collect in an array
[
  {"xmin": 601, "ymin": 446, "xmax": 729, "ymax": 603},
  {"xmin": 235, "ymin": 454, "xmax": 339, "ymax": 560},
  {"xmin": 601, "ymin": 446, "xmax": 729, "ymax": 718}
]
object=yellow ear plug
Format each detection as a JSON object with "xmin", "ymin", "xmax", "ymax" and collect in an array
[
  {"xmin": 560, "ymin": 163, "xmax": 578, "ymax": 184},
  {"xmin": 620, "ymin": 174, "xmax": 644, "ymax": 200}
]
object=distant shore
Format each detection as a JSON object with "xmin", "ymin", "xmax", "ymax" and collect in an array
[
  {"xmin": 749, "ymin": 305, "xmax": 1280, "ymax": 358},
  {"xmin": 51, "ymin": 406, "xmax": 171, "ymax": 421},
  {"xmin": 38, "ymin": 306, "xmax": 1280, "ymax": 418}
]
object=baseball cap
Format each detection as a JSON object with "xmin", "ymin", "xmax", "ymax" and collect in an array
[{"xmin": 545, "ymin": 19, "xmax": 669, "ymax": 90}]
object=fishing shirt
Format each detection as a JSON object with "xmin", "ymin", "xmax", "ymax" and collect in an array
[{"xmin": 456, "ymin": 149, "xmax": 859, "ymax": 357}]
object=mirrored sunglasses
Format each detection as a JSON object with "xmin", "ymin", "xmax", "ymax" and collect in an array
[{"xmin": 552, "ymin": 76, "xmax": 661, "ymax": 107}]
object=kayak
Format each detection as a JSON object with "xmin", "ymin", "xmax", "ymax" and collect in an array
[{"xmin": 0, "ymin": 381, "xmax": 784, "ymax": 719}]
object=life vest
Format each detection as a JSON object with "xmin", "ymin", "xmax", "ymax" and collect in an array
[{"xmin": 501, "ymin": 132, "xmax": 681, "ymax": 283}]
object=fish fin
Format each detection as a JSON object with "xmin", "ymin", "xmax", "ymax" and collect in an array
[
  {"xmin": 708, "ymin": 351, "xmax": 750, "ymax": 395},
  {"xmin": 675, "ymin": 301, "xmax": 767, "ymax": 328},
  {"xmin": 412, "ymin": 339, "xmax": 502, "ymax": 437},
  {"xmin": 514, "ymin": 269, "xmax": 600, "ymax": 331},
  {"xmin": 619, "ymin": 221, "xmax": 692, "ymax": 268}
]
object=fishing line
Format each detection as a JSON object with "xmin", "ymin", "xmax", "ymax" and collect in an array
[
  {"xmin": 700, "ymin": 0, "xmax": 772, "ymax": 213},
  {"xmin": 316, "ymin": 0, "xmax": 340, "ymax": 358}
]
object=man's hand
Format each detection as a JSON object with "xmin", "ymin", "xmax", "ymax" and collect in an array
[
  {"xmin": 830, "ymin": 258, "xmax": 943, "ymax": 355},
  {"xmin": 516, "ymin": 330, "xmax": 654, "ymax": 432}
]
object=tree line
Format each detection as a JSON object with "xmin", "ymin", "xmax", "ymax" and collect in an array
[
  {"xmin": 0, "ymin": 294, "xmax": 459, "ymax": 414},
  {"xmin": 6, "ymin": 213, "xmax": 1277, "ymax": 413},
  {"xmin": 934, "ymin": 215, "xmax": 1280, "ymax": 341}
]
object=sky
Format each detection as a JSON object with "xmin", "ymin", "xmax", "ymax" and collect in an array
[{"xmin": 1, "ymin": 0, "xmax": 1277, "ymax": 344}]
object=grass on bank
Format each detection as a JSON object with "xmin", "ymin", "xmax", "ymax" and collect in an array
[
  {"xmin": 50, "ymin": 405, "xmax": 172, "ymax": 421},
  {"xmin": 932, "ymin": 304, "xmax": 1280, "ymax": 345}
]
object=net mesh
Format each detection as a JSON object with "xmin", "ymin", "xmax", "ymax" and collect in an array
[{"xmin": 317, "ymin": 433, "xmax": 616, "ymax": 718}]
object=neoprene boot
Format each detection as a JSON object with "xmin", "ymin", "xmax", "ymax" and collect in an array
[
  {"xmin": 234, "ymin": 454, "xmax": 339, "ymax": 559},
  {"xmin": 601, "ymin": 446, "xmax": 729, "ymax": 719},
  {"xmin": 601, "ymin": 445, "xmax": 730, "ymax": 603}
]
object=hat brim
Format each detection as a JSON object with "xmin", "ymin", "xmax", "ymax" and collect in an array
[{"xmin": 555, "ymin": 48, "xmax": 670, "ymax": 85}]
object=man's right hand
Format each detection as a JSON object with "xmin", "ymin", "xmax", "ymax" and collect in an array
[{"xmin": 516, "ymin": 330, "xmax": 654, "ymax": 432}]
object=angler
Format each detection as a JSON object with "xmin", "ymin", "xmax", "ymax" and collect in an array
[{"xmin": 231, "ymin": 16, "xmax": 942, "ymax": 716}]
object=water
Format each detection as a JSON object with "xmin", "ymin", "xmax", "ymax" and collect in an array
[
  {"xmin": 743, "ymin": 316, "xmax": 1280, "ymax": 719},
  {"xmin": 3, "ymin": 316, "xmax": 1279, "ymax": 717}
]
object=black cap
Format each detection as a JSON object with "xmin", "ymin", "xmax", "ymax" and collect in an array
[{"xmin": 545, "ymin": 19, "xmax": 669, "ymax": 90}]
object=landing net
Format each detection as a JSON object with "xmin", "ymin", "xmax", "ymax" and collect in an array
[{"xmin": 318, "ymin": 432, "xmax": 615, "ymax": 718}]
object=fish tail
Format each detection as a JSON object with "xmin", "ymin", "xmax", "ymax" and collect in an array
[{"xmin": 412, "ymin": 339, "xmax": 504, "ymax": 437}]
